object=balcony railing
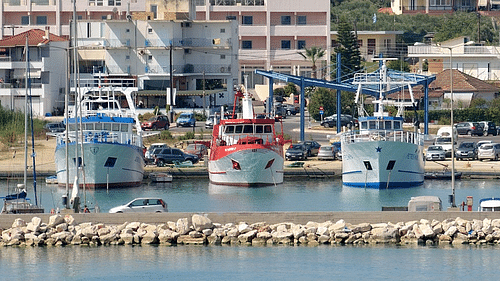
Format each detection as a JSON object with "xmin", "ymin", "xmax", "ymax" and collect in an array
[
  {"xmin": 144, "ymin": 64, "xmax": 232, "ymax": 74},
  {"xmin": 408, "ymin": 45, "xmax": 500, "ymax": 56}
]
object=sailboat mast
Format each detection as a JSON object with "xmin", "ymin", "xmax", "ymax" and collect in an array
[
  {"xmin": 72, "ymin": 0, "xmax": 80, "ymax": 212},
  {"xmin": 24, "ymin": 35, "xmax": 28, "ymax": 190}
]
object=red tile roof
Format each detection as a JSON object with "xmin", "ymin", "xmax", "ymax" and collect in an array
[{"xmin": 0, "ymin": 29, "xmax": 67, "ymax": 47}]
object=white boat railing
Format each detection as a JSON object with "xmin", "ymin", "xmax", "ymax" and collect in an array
[
  {"xmin": 341, "ymin": 129, "xmax": 424, "ymax": 146},
  {"xmin": 219, "ymin": 133, "xmax": 276, "ymax": 146},
  {"xmin": 57, "ymin": 130, "xmax": 142, "ymax": 147}
]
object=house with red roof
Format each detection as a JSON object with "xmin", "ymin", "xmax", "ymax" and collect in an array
[{"xmin": 0, "ymin": 29, "xmax": 68, "ymax": 116}]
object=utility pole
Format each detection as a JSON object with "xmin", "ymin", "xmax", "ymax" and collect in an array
[{"xmin": 169, "ymin": 44, "xmax": 174, "ymax": 122}]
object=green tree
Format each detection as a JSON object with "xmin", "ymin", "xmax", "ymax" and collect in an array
[
  {"xmin": 283, "ymin": 83, "xmax": 298, "ymax": 97},
  {"xmin": 333, "ymin": 18, "xmax": 362, "ymax": 80},
  {"xmin": 298, "ymin": 46, "xmax": 326, "ymax": 79},
  {"xmin": 308, "ymin": 88, "xmax": 357, "ymax": 120},
  {"xmin": 387, "ymin": 59, "xmax": 410, "ymax": 72}
]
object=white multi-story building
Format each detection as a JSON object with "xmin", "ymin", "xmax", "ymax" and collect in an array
[
  {"xmin": 408, "ymin": 37, "xmax": 500, "ymax": 81},
  {"xmin": 75, "ymin": 19, "xmax": 238, "ymax": 108},
  {"xmin": 194, "ymin": 0, "xmax": 331, "ymax": 87},
  {"xmin": 0, "ymin": 29, "xmax": 68, "ymax": 116},
  {"xmin": 0, "ymin": 0, "xmax": 145, "ymax": 39}
]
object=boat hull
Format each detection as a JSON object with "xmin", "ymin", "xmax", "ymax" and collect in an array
[
  {"xmin": 209, "ymin": 147, "xmax": 284, "ymax": 187},
  {"xmin": 55, "ymin": 142, "xmax": 144, "ymax": 188},
  {"xmin": 342, "ymin": 140, "xmax": 424, "ymax": 189}
]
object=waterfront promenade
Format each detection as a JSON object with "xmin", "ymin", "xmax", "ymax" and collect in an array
[{"xmin": 1, "ymin": 137, "xmax": 500, "ymax": 179}]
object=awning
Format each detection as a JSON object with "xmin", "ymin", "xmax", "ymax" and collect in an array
[
  {"xmin": 137, "ymin": 89, "xmax": 226, "ymax": 97},
  {"xmin": 478, "ymin": 0, "xmax": 488, "ymax": 7}
]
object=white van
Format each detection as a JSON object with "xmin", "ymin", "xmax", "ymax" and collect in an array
[{"xmin": 437, "ymin": 126, "xmax": 458, "ymax": 140}]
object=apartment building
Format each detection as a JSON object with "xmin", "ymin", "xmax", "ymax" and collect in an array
[
  {"xmin": 331, "ymin": 31, "xmax": 403, "ymax": 62},
  {"xmin": 390, "ymin": 0, "xmax": 475, "ymax": 15},
  {"xmin": 408, "ymin": 37, "xmax": 500, "ymax": 81},
  {"xmin": 194, "ymin": 0, "xmax": 331, "ymax": 88},
  {"xmin": 0, "ymin": 0, "xmax": 145, "ymax": 39},
  {"xmin": 71, "ymin": 19, "xmax": 238, "ymax": 110},
  {"xmin": 0, "ymin": 29, "xmax": 68, "ymax": 116}
]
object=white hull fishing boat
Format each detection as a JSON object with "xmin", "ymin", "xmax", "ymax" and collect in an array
[
  {"xmin": 55, "ymin": 77, "xmax": 144, "ymax": 188},
  {"xmin": 208, "ymin": 86, "xmax": 287, "ymax": 187},
  {"xmin": 341, "ymin": 60, "xmax": 425, "ymax": 189}
]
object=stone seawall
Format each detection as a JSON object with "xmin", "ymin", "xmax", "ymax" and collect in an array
[{"xmin": 3, "ymin": 213, "xmax": 500, "ymax": 247}]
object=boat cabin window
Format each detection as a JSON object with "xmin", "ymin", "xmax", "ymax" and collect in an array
[
  {"xmin": 369, "ymin": 121, "xmax": 376, "ymax": 129},
  {"xmin": 235, "ymin": 125, "xmax": 243, "ymax": 134},
  {"xmin": 361, "ymin": 121, "xmax": 368, "ymax": 130},
  {"xmin": 385, "ymin": 121, "xmax": 392, "ymax": 130},
  {"xmin": 394, "ymin": 121, "xmax": 401, "ymax": 130},
  {"xmin": 482, "ymin": 207, "xmax": 500, "ymax": 211},
  {"xmin": 103, "ymin": 123, "xmax": 111, "ymax": 131},
  {"xmin": 120, "ymin": 124, "xmax": 128, "ymax": 132},
  {"xmin": 256, "ymin": 125, "xmax": 263, "ymax": 133},
  {"xmin": 224, "ymin": 126, "xmax": 234, "ymax": 134},
  {"xmin": 243, "ymin": 125, "xmax": 253, "ymax": 134},
  {"xmin": 264, "ymin": 125, "xmax": 272, "ymax": 133},
  {"xmin": 95, "ymin": 123, "xmax": 102, "ymax": 130},
  {"xmin": 85, "ymin": 123, "xmax": 94, "ymax": 130},
  {"xmin": 112, "ymin": 123, "xmax": 120, "ymax": 131}
]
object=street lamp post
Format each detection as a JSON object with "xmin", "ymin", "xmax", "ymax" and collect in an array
[{"xmin": 442, "ymin": 41, "xmax": 475, "ymax": 208}]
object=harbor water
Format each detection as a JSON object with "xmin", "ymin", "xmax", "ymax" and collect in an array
[{"xmin": 2, "ymin": 178, "xmax": 500, "ymax": 279}]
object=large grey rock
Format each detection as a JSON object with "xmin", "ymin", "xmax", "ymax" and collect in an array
[
  {"xmin": 238, "ymin": 230, "xmax": 257, "ymax": 243},
  {"xmin": 176, "ymin": 218, "xmax": 190, "ymax": 235},
  {"xmin": 12, "ymin": 218, "xmax": 26, "ymax": 228},
  {"xmin": 419, "ymin": 224, "xmax": 435, "ymax": 238},
  {"xmin": 352, "ymin": 223, "xmax": 371, "ymax": 234},
  {"xmin": 48, "ymin": 215, "xmax": 65, "ymax": 228},
  {"xmin": 192, "ymin": 214, "xmax": 213, "ymax": 232},
  {"xmin": 369, "ymin": 227, "xmax": 399, "ymax": 243}
]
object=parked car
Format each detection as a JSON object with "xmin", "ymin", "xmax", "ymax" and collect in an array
[
  {"xmin": 300, "ymin": 140, "xmax": 321, "ymax": 156},
  {"xmin": 205, "ymin": 114, "xmax": 221, "ymax": 129},
  {"xmin": 109, "ymin": 198, "xmax": 168, "ymax": 213},
  {"xmin": 285, "ymin": 144, "xmax": 308, "ymax": 161},
  {"xmin": 433, "ymin": 137, "xmax": 455, "ymax": 158},
  {"xmin": 176, "ymin": 112, "xmax": 196, "ymax": 127},
  {"xmin": 455, "ymin": 141, "xmax": 477, "ymax": 161},
  {"xmin": 283, "ymin": 104, "xmax": 299, "ymax": 116},
  {"xmin": 477, "ymin": 140, "xmax": 493, "ymax": 148},
  {"xmin": 317, "ymin": 145, "xmax": 337, "ymax": 160},
  {"xmin": 426, "ymin": 145, "xmax": 446, "ymax": 161},
  {"xmin": 478, "ymin": 143, "xmax": 500, "ymax": 161},
  {"xmin": 141, "ymin": 115, "xmax": 169, "ymax": 130},
  {"xmin": 44, "ymin": 122, "xmax": 65, "ymax": 133},
  {"xmin": 155, "ymin": 147, "xmax": 199, "ymax": 166},
  {"xmin": 455, "ymin": 122, "xmax": 483, "ymax": 136},
  {"xmin": 184, "ymin": 143, "xmax": 208, "ymax": 160},
  {"xmin": 145, "ymin": 143, "xmax": 169, "ymax": 164},
  {"xmin": 478, "ymin": 121, "xmax": 497, "ymax": 136},
  {"xmin": 321, "ymin": 114, "xmax": 357, "ymax": 128}
]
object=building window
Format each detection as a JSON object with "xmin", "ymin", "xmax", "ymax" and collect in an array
[
  {"xmin": 242, "ymin": 16, "xmax": 253, "ymax": 25},
  {"xmin": 281, "ymin": 40, "xmax": 291, "ymax": 49},
  {"xmin": 9, "ymin": 0, "xmax": 21, "ymax": 6},
  {"xmin": 108, "ymin": 0, "xmax": 114, "ymax": 5},
  {"xmin": 148, "ymin": 28, "xmax": 153, "ymax": 33},
  {"xmin": 220, "ymin": 28, "xmax": 225, "ymax": 33},
  {"xmin": 220, "ymin": 55, "xmax": 226, "ymax": 59},
  {"xmin": 89, "ymin": 0, "xmax": 95, "ymax": 6},
  {"xmin": 36, "ymin": 0, "xmax": 50, "ymax": 5},
  {"xmin": 151, "ymin": 5, "xmax": 158, "ymax": 19},
  {"xmin": 36, "ymin": 16, "xmax": 47, "ymax": 25},
  {"xmin": 101, "ymin": 16, "xmax": 107, "ymax": 20},
  {"xmin": 298, "ymin": 40, "xmax": 306, "ymax": 49},
  {"xmin": 297, "ymin": 16, "xmax": 306, "ymax": 25},
  {"xmin": 125, "ymin": 55, "xmax": 130, "ymax": 60},
  {"xmin": 126, "ymin": 29, "xmax": 130, "ymax": 33},
  {"xmin": 97, "ymin": 0, "xmax": 103, "ymax": 6},
  {"xmin": 281, "ymin": 15, "xmax": 291, "ymax": 25},
  {"xmin": 21, "ymin": 16, "xmax": 29, "ymax": 25},
  {"xmin": 367, "ymin": 39, "xmax": 376, "ymax": 55},
  {"xmin": 242, "ymin": 40, "xmax": 252, "ymax": 49}
]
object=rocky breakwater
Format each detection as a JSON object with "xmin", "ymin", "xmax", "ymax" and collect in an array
[{"xmin": 3, "ymin": 214, "xmax": 500, "ymax": 247}]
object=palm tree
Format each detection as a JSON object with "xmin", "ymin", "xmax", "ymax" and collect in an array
[{"xmin": 298, "ymin": 46, "xmax": 325, "ymax": 79}]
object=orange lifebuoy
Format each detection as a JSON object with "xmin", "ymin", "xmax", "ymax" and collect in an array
[{"xmin": 50, "ymin": 209, "xmax": 55, "ymax": 214}]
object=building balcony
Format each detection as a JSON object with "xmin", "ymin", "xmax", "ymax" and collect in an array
[
  {"xmin": 143, "ymin": 64, "xmax": 233, "ymax": 75},
  {"xmin": 408, "ymin": 45, "xmax": 500, "ymax": 58},
  {"xmin": 270, "ymin": 25, "xmax": 328, "ymax": 37},
  {"xmin": 240, "ymin": 25, "xmax": 267, "ymax": 37},
  {"xmin": 142, "ymin": 38, "xmax": 231, "ymax": 48}
]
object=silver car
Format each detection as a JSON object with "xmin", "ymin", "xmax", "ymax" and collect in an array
[
  {"xmin": 109, "ymin": 198, "xmax": 168, "ymax": 213},
  {"xmin": 317, "ymin": 145, "xmax": 337, "ymax": 160},
  {"xmin": 478, "ymin": 143, "xmax": 500, "ymax": 161},
  {"xmin": 426, "ymin": 145, "xmax": 446, "ymax": 161}
]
